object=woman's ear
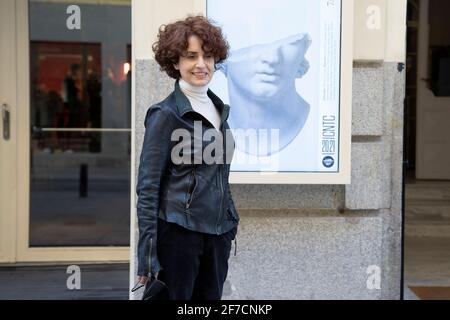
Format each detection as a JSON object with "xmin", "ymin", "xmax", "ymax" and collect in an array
[{"xmin": 173, "ymin": 63, "xmax": 179, "ymax": 71}]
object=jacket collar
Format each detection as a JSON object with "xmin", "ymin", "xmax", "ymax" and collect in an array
[{"xmin": 174, "ymin": 80, "xmax": 230, "ymax": 125}]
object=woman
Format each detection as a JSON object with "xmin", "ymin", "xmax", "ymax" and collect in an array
[{"xmin": 135, "ymin": 15, "xmax": 240, "ymax": 300}]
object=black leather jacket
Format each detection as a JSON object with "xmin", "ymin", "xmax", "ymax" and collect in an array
[{"xmin": 136, "ymin": 80, "xmax": 240, "ymax": 276}]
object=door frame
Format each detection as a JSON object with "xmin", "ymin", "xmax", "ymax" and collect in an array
[
  {"xmin": 0, "ymin": 0, "xmax": 18, "ymax": 263},
  {"xmin": 7, "ymin": 0, "xmax": 129, "ymax": 263}
]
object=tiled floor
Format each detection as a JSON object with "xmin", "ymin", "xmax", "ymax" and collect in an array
[
  {"xmin": 405, "ymin": 178, "xmax": 450, "ymax": 238},
  {"xmin": 404, "ymin": 177, "xmax": 450, "ymax": 299}
]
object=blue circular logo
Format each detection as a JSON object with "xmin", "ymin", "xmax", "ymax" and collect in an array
[{"xmin": 322, "ymin": 156, "xmax": 334, "ymax": 168}]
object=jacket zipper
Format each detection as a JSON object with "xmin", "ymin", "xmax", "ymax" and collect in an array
[
  {"xmin": 187, "ymin": 111, "xmax": 226, "ymax": 234},
  {"xmin": 148, "ymin": 237, "xmax": 152, "ymax": 276},
  {"xmin": 217, "ymin": 165, "xmax": 223, "ymax": 234},
  {"xmin": 216, "ymin": 122, "xmax": 225, "ymax": 234}
]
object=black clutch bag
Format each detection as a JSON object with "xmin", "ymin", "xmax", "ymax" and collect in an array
[
  {"xmin": 131, "ymin": 238, "xmax": 169, "ymax": 300},
  {"xmin": 142, "ymin": 275, "xmax": 169, "ymax": 300},
  {"xmin": 131, "ymin": 274, "xmax": 169, "ymax": 300}
]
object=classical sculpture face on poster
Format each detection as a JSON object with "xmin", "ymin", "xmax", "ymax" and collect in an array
[
  {"xmin": 208, "ymin": 0, "xmax": 344, "ymax": 174},
  {"xmin": 218, "ymin": 33, "xmax": 312, "ymax": 156}
]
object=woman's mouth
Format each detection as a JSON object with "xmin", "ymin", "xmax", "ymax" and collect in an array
[{"xmin": 192, "ymin": 72, "xmax": 208, "ymax": 78}]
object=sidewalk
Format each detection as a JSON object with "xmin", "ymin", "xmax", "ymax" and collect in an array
[{"xmin": 0, "ymin": 263, "xmax": 129, "ymax": 300}]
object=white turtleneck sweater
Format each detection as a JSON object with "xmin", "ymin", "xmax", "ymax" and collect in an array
[{"xmin": 179, "ymin": 79, "xmax": 221, "ymax": 130}]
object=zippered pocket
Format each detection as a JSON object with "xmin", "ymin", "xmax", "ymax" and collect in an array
[{"xmin": 185, "ymin": 167, "xmax": 198, "ymax": 209}]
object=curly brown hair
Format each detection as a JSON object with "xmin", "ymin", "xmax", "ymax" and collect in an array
[{"xmin": 152, "ymin": 15, "xmax": 229, "ymax": 79}]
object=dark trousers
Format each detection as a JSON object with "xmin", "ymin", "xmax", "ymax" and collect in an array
[{"xmin": 156, "ymin": 218, "xmax": 236, "ymax": 300}]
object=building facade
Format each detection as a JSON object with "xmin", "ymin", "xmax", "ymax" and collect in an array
[
  {"xmin": 131, "ymin": 0, "xmax": 406, "ymax": 299},
  {"xmin": 0, "ymin": 0, "xmax": 408, "ymax": 300}
]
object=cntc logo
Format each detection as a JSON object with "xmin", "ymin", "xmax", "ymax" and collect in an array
[{"xmin": 322, "ymin": 156, "xmax": 334, "ymax": 168}]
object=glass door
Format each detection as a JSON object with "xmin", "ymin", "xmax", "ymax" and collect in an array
[{"xmin": 16, "ymin": 0, "xmax": 131, "ymax": 262}]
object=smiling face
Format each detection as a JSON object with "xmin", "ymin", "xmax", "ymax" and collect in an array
[
  {"xmin": 225, "ymin": 34, "xmax": 311, "ymax": 100},
  {"xmin": 174, "ymin": 35, "xmax": 215, "ymax": 86}
]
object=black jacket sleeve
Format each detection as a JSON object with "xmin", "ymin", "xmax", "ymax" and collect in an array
[{"xmin": 136, "ymin": 105, "xmax": 173, "ymax": 276}]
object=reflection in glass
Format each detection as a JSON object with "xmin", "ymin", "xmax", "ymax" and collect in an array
[
  {"xmin": 30, "ymin": 42, "xmax": 103, "ymax": 152},
  {"xmin": 29, "ymin": 0, "xmax": 131, "ymax": 246},
  {"xmin": 30, "ymin": 132, "xmax": 130, "ymax": 246}
]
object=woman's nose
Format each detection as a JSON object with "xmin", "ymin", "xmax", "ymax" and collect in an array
[{"xmin": 195, "ymin": 56, "xmax": 207, "ymax": 68}]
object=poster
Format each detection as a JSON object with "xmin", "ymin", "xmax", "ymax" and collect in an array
[{"xmin": 207, "ymin": 0, "xmax": 342, "ymax": 173}]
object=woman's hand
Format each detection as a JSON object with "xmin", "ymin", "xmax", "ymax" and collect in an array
[
  {"xmin": 138, "ymin": 276, "xmax": 149, "ymax": 285},
  {"xmin": 132, "ymin": 272, "xmax": 159, "ymax": 292},
  {"xmin": 138, "ymin": 272, "xmax": 159, "ymax": 285}
]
